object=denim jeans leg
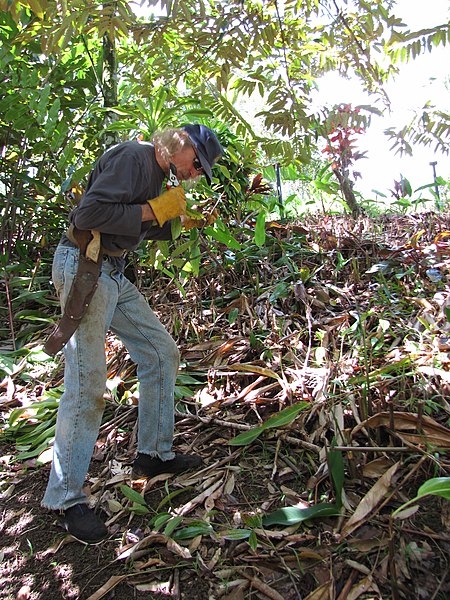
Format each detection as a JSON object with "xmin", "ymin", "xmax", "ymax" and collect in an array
[
  {"xmin": 42, "ymin": 249, "xmax": 118, "ymax": 510},
  {"xmin": 109, "ymin": 272, "xmax": 179, "ymax": 460}
]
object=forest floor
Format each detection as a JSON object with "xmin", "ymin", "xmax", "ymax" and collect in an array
[{"xmin": 1, "ymin": 212, "xmax": 450, "ymax": 600}]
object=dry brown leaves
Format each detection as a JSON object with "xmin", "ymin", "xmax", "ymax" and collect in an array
[{"xmin": 2, "ymin": 212, "xmax": 450, "ymax": 599}]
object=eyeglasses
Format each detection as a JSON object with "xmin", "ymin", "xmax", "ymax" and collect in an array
[{"xmin": 193, "ymin": 155, "xmax": 203, "ymax": 172}]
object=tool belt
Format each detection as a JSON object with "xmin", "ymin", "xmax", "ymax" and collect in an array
[{"xmin": 44, "ymin": 226, "xmax": 106, "ymax": 356}]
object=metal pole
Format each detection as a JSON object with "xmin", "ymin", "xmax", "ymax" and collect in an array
[{"xmin": 429, "ymin": 161, "xmax": 441, "ymax": 203}]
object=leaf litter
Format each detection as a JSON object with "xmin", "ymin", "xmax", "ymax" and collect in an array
[{"xmin": 1, "ymin": 212, "xmax": 450, "ymax": 599}]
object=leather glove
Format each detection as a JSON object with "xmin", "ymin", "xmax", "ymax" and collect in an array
[
  {"xmin": 183, "ymin": 209, "xmax": 219, "ymax": 231},
  {"xmin": 148, "ymin": 187, "xmax": 186, "ymax": 226}
]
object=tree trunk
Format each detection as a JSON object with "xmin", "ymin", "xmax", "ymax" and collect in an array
[
  {"xmin": 101, "ymin": 33, "xmax": 119, "ymax": 148},
  {"xmin": 333, "ymin": 168, "xmax": 361, "ymax": 218}
]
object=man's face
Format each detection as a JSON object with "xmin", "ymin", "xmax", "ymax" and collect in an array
[{"xmin": 170, "ymin": 145, "xmax": 203, "ymax": 181}]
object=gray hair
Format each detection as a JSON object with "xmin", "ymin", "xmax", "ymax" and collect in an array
[{"xmin": 151, "ymin": 128, "xmax": 193, "ymax": 163}]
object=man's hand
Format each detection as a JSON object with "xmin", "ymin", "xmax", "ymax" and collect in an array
[
  {"xmin": 182, "ymin": 208, "xmax": 219, "ymax": 230},
  {"xmin": 148, "ymin": 187, "xmax": 186, "ymax": 226}
]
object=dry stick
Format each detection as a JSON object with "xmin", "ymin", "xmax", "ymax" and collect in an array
[
  {"xmin": 430, "ymin": 567, "xmax": 449, "ymax": 600},
  {"xmin": 257, "ymin": 528, "xmax": 303, "ymax": 599},
  {"xmin": 3, "ymin": 272, "xmax": 16, "ymax": 351},
  {"xmin": 388, "ymin": 401, "xmax": 396, "ymax": 446},
  {"xmin": 379, "ymin": 523, "xmax": 450, "ymax": 542},
  {"xmin": 240, "ymin": 571, "xmax": 285, "ymax": 600},
  {"xmin": 175, "ymin": 410, "xmax": 321, "ymax": 453},
  {"xmin": 333, "ymin": 446, "xmax": 414, "ymax": 453},
  {"xmin": 100, "ymin": 407, "xmax": 136, "ymax": 435},
  {"xmin": 385, "ymin": 454, "xmax": 430, "ymax": 600},
  {"xmin": 385, "ymin": 428, "xmax": 444, "ymax": 468},
  {"xmin": 278, "ymin": 455, "xmax": 305, "ymax": 477},
  {"xmin": 388, "ymin": 526, "xmax": 400, "ymax": 600},
  {"xmin": 382, "ymin": 454, "xmax": 428, "ymax": 516},
  {"xmin": 336, "ymin": 569, "xmax": 358, "ymax": 600}
]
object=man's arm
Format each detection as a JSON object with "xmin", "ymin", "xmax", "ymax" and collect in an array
[{"xmin": 141, "ymin": 203, "xmax": 156, "ymax": 222}]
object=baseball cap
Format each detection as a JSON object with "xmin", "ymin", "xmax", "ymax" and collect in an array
[{"xmin": 181, "ymin": 124, "xmax": 223, "ymax": 184}]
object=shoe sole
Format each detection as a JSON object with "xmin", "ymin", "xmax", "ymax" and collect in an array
[
  {"xmin": 57, "ymin": 515, "xmax": 109, "ymax": 545},
  {"xmin": 65, "ymin": 532, "xmax": 108, "ymax": 545}
]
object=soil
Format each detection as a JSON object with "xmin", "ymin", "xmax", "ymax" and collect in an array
[
  {"xmin": 0, "ymin": 454, "xmax": 214, "ymax": 600},
  {"xmin": 2, "ymin": 442, "xmax": 450, "ymax": 600}
]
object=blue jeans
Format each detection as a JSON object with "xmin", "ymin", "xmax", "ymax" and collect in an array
[{"xmin": 42, "ymin": 245, "xmax": 179, "ymax": 510}]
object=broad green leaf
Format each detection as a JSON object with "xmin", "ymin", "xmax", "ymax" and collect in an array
[
  {"xmin": 120, "ymin": 484, "xmax": 147, "ymax": 507},
  {"xmin": 163, "ymin": 515, "xmax": 184, "ymax": 537},
  {"xmin": 228, "ymin": 307, "xmax": 239, "ymax": 324},
  {"xmin": 229, "ymin": 425, "xmax": 265, "ymax": 446},
  {"xmin": 173, "ymin": 522, "xmax": 213, "ymax": 540},
  {"xmin": 15, "ymin": 438, "xmax": 55, "ymax": 461},
  {"xmin": 204, "ymin": 224, "xmax": 242, "ymax": 250},
  {"xmin": 393, "ymin": 477, "xmax": 450, "ymax": 518},
  {"xmin": 262, "ymin": 503, "xmax": 341, "ymax": 526},
  {"xmin": 131, "ymin": 503, "xmax": 149, "ymax": 515},
  {"xmin": 171, "ymin": 217, "xmax": 182, "ymax": 240},
  {"xmin": 254, "ymin": 210, "xmax": 266, "ymax": 247},
  {"xmin": 262, "ymin": 402, "xmax": 309, "ymax": 428},
  {"xmin": 151, "ymin": 512, "xmax": 172, "ymax": 530},
  {"xmin": 219, "ymin": 529, "xmax": 252, "ymax": 540},
  {"xmin": 328, "ymin": 446, "xmax": 345, "ymax": 507},
  {"xmin": 416, "ymin": 477, "xmax": 450, "ymax": 500},
  {"xmin": 0, "ymin": 355, "xmax": 15, "ymax": 377},
  {"xmin": 156, "ymin": 486, "xmax": 194, "ymax": 511},
  {"xmin": 229, "ymin": 402, "xmax": 308, "ymax": 446},
  {"xmin": 248, "ymin": 529, "xmax": 258, "ymax": 550}
]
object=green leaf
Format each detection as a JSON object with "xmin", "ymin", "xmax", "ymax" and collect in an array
[
  {"xmin": 156, "ymin": 486, "xmax": 194, "ymax": 511},
  {"xmin": 229, "ymin": 402, "xmax": 309, "ymax": 446},
  {"xmin": 263, "ymin": 402, "xmax": 309, "ymax": 428},
  {"xmin": 392, "ymin": 477, "xmax": 450, "ymax": 518},
  {"xmin": 416, "ymin": 477, "xmax": 450, "ymax": 500},
  {"xmin": 248, "ymin": 529, "xmax": 258, "ymax": 550},
  {"xmin": 172, "ymin": 521, "xmax": 213, "ymax": 540},
  {"xmin": 254, "ymin": 210, "xmax": 266, "ymax": 247},
  {"xmin": 120, "ymin": 484, "xmax": 148, "ymax": 507},
  {"xmin": 151, "ymin": 512, "xmax": 172, "ymax": 530},
  {"xmin": 229, "ymin": 425, "xmax": 265, "ymax": 446},
  {"xmin": 171, "ymin": 217, "xmax": 182, "ymax": 240},
  {"xmin": 328, "ymin": 446, "xmax": 345, "ymax": 507},
  {"xmin": 163, "ymin": 515, "xmax": 184, "ymax": 537},
  {"xmin": 131, "ymin": 502, "xmax": 149, "ymax": 515},
  {"xmin": 228, "ymin": 307, "xmax": 239, "ymax": 324},
  {"xmin": 204, "ymin": 223, "xmax": 242, "ymax": 250},
  {"xmin": 444, "ymin": 307, "xmax": 450, "ymax": 323},
  {"xmin": 219, "ymin": 528, "xmax": 252, "ymax": 540},
  {"xmin": 262, "ymin": 503, "xmax": 341, "ymax": 526}
]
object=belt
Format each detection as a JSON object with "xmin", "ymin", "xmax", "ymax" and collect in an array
[{"xmin": 65, "ymin": 225, "xmax": 126, "ymax": 257}]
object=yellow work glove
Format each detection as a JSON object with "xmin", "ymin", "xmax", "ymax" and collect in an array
[{"xmin": 148, "ymin": 187, "xmax": 186, "ymax": 226}]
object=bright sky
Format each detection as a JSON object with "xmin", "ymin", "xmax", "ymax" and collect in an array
[{"xmin": 315, "ymin": 0, "xmax": 450, "ymax": 199}]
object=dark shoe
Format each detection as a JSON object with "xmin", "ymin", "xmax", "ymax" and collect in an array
[
  {"xmin": 132, "ymin": 453, "xmax": 203, "ymax": 479},
  {"xmin": 61, "ymin": 503, "xmax": 108, "ymax": 544}
]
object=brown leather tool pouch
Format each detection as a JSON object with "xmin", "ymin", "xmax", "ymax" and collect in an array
[{"xmin": 44, "ymin": 228, "xmax": 102, "ymax": 356}]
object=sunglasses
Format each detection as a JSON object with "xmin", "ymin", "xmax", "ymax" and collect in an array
[{"xmin": 193, "ymin": 155, "xmax": 203, "ymax": 172}]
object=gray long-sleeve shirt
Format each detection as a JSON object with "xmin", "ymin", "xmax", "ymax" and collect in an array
[{"xmin": 60, "ymin": 140, "xmax": 172, "ymax": 270}]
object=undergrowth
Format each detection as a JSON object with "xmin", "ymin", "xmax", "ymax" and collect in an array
[{"xmin": 1, "ymin": 212, "xmax": 450, "ymax": 599}]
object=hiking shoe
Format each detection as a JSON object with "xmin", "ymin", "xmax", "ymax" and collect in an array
[
  {"xmin": 61, "ymin": 503, "xmax": 108, "ymax": 544},
  {"xmin": 132, "ymin": 453, "xmax": 203, "ymax": 479}
]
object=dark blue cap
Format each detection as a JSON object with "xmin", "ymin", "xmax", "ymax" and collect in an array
[{"xmin": 181, "ymin": 124, "xmax": 223, "ymax": 184}]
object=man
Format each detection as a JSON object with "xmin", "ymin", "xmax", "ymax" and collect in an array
[{"xmin": 42, "ymin": 124, "xmax": 223, "ymax": 543}]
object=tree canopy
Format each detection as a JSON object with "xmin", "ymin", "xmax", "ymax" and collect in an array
[{"xmin": 1, "ymin": 0, "xmax": 449, "ymax": 161}]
